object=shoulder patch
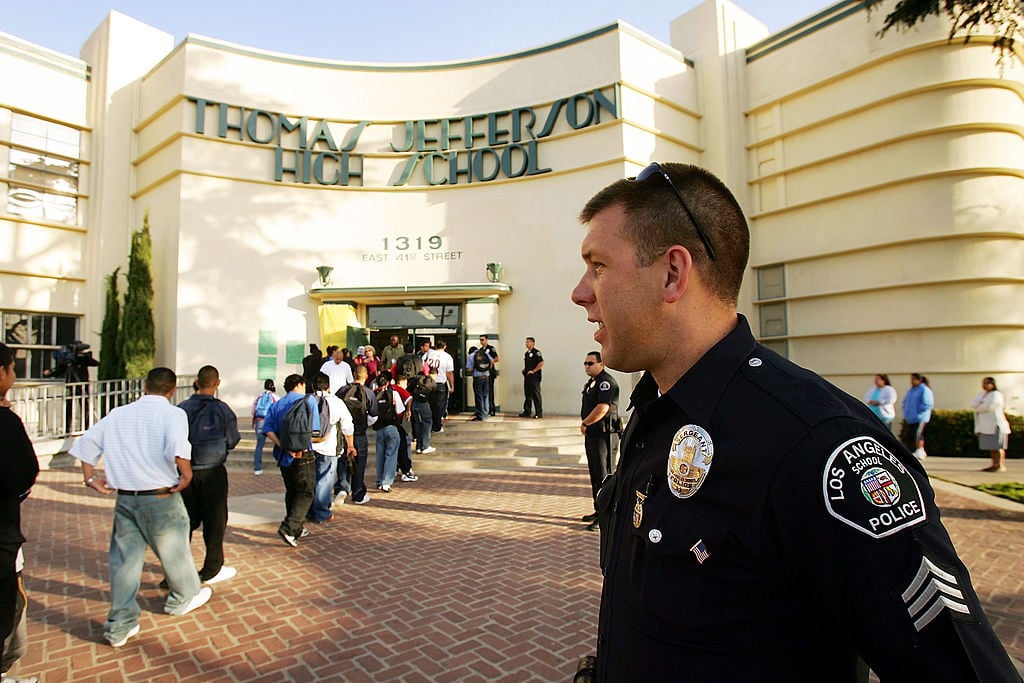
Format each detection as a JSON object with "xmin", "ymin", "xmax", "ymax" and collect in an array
[
  {"xmin": 822, "ymin": 436, "xmax": 927, "ymax": 539},
  {"xmin": 599, "ymin": 381, "xmax": 611, "ymax": 391}
]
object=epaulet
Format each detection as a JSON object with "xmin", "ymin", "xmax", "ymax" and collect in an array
[{"xmin": 739, "ymin": 348, "xmax": 853, "ymax": 430}]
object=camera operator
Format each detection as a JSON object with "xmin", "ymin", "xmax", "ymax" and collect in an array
[{"xmin": 43, "ymin": 341, "xmax": 98, "ymax": 433}]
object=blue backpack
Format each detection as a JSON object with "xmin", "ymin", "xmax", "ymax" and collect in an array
[{"xmin": 254, "ymin": 391, "xmax": 275, "ymax": 418}]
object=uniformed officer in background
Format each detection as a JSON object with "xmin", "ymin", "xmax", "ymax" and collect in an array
[
  {"xmin": 570, "ymin": 161, "xmax": 1021, "ymax": 682},
  {"xmin": 580, "ymin": 351, "xmax": 619, "ymax": 532},
  {"xmin": 520, "ymin": 337, "xmax": 544, "ymax": 419}
]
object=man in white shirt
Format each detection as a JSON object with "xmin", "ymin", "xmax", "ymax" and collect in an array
[
  {"xmin": 320, "ymin": 348, "xmax": 354, "ymax": 395},
  {"xmin": 309, "ymin": 372, "xmax": 356, "ymax": 523},
  {"xmin": 70, "ymin": 367, "xmax": 212, "ymax": 648},
  {"xmin": 426, "ymin": 340, "xmax": 455, "ymax": 432}
]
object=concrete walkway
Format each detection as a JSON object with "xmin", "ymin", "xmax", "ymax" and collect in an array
[{"xmin": 6, "ymin": 457, "xmax": 1023, "ymax": 681}]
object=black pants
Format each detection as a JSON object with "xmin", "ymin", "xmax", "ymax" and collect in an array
[
  {"xmin": 397, "ymin": 424, "xmax": 413, "ymax": 475},
  {"xmin": 523, "ymin": 374, "xmax": 542, "ymax": 417},
  {"xmin": 180, "ymin": 464, "xmax": 228, "ymax": 579},
  {"xmin": 336, "ymin": 432, "xmax": 370, "ymax": 503},
  {"xmin": 585, "ymin": 427, "xmax": 619, "ymax": 512},
  {"xmin": 279, "ymin": 454, "xmax": 315, "ymax": 536},
  {"xmin": 431, "ymin": 383, "xmax": 449, "ymax": 431},
  {"xmin": 488, "ymin": 374, "xmax": 497, "ymax": 415}
]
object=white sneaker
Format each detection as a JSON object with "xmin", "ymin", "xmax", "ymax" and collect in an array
[
  {"xmin": 913, "ymin": 448, "xmax": 927, "ymax": 460},
  {"xmin": 107, "ymin": 623, "xmax": 141, "ymax": 648},
  {"xmin": 253, "ymin": 469, "xmax": 263, "ymax": 476},
  {"xmin": 420, "ymin": 446, "xmax": 436, "ymax": 454},
  {"xmin": 167, "ymin": 585, "xmax": 212, "ymax": 616},
  {"xmin": 401, "ymin": 471, "xmax": 419, "ymax": 482},
  {"xmin": 332, "ymin": 492, "xmax": 347, "ymax": 508},
  {"xmin": 355, "ymin": 494, "xmax": 371, "ymax": 504},
  {"xmin": 202, "ymin": 566, "xmax": 236, "ymax": 585}
]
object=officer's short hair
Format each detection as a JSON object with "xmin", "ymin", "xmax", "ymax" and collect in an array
[
  {"xmin": 587, "ymin": 351, "xmax": 602, "ymax": 362},
  {"xmin": 526, "ymin": 337, "xmax": 535, "ymax": 343},
  {"xmin": 579, "ymin": 163, "xmax": 749, "ymax": 304}
]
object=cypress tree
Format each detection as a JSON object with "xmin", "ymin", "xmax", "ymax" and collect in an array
[
  {"xmin": 120, "ymin": 212, "xmax": 156, "ymax": 379},
  {"xmin": 97, "ymin": 267, "xmax": 124, "ymax": 380}
]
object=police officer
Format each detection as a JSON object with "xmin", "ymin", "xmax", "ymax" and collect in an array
[
  {"xmin": 580, "ymin": 351, "xmax": 618, "ymax": 532},
  {"xmin": 519, "ymin": 337, "xmax": 544, "ymax": 418},
  {"xmin": 570, "ymin": 162, "xmax": 1020, "ymax": 681}
]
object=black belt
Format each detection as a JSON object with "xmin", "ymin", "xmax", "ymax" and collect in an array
[{"xmin": 117, "ymin": 487, "xmax": 171, "ymax": 496}]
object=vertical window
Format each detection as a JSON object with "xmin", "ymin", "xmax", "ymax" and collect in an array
[
  {"xmin": 755, "ymin": 265, "xmax": 788, "ymax": 358},
  {"xmin": 5, "ymin": 114, "xmax": 81, "ymax": 225},
  {"xmin": 3, "ymin": 311, "xmax": 80, "ymax": 379}
]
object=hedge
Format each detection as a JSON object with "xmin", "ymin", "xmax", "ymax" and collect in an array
[{"xmin": 903, "ymin": 410, "xmax": 1023, "ymax": 458}]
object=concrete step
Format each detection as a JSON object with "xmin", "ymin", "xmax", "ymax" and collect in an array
[{"xmin": 230, "ymin": 413, "xmax": 586, "ymax": 472}]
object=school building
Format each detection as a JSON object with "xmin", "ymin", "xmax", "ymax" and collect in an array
[{"xmin": 1, "ymin": 0, "xmax": 1021, "ymax": 417}]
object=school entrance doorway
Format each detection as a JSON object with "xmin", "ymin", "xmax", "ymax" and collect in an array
[{"xmin": 366, "ymin": 303, "xmax": 466, "ymax": 413}]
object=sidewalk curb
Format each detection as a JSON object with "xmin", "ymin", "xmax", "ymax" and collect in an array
[{"xmin": 930, "ymin": 477, "xmax": 1024, "ymax": 512}]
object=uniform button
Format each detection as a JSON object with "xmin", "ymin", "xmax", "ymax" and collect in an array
[
  {"xmin": 635, "ymin": 441, "xmax": 645, "ymax": 450},
  {"xmin": 748, "ymin": 357, "xmax": 763, "ymax": 367},
  {"xmin": 648, "ymin": 529, "xmax": 663, "ymax": 543}
]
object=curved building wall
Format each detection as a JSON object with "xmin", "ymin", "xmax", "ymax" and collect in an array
[
  {"xmin": 2, "ymin": 0, "xmax": 1021, "ymax": 421},
  {"xmin": 127, "ymin": 24, "xmax": 696, "ymax": 411},
  {"xmin": 745, "ymin": 3, "xmax": 1024, "ymax": 415}
]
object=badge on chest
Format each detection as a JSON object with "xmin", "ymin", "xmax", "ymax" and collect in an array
[{"xmin": 667, "ymin": 424, "xmax": 714, "ymax": 499}]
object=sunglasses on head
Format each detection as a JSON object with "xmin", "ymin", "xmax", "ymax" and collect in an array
[{"xmin": 633, "ymin": 162, "xmax": 717, "ymax": 261}]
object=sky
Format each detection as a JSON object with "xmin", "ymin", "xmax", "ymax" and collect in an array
[{"xmin": 2, "ymin": 0, "xmax": 836, "ymax": 63}]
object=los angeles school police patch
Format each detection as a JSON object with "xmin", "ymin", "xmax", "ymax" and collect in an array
[
  {"xmin": 822, "ymin": 436, "xmax": 927, "ymax": 539},
  {"xmin": 667, "ymin": 424, "xmax": 713, "ymax": 499}
]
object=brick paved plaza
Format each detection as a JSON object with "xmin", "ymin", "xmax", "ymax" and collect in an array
[{"xmin": 8, "ymin": 463, "xmax": 1024, "ymax": 681}]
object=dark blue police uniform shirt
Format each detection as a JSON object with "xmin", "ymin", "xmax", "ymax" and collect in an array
[{"xmin": 595, "ymin": 315, "xmax": 1019, "ymax": 682}]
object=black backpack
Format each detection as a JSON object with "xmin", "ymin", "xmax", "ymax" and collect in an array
[
  {"xmin": 182, "ymin": 398, "xmax": 228, "ymax": 468},
  {"xmin": 411, "ymin": 375, "xmax": 436, "ymax": 402},
  {"xmin": 338, "ymin": 383, "xmax": 368, "ymax": 429},
  {"xmin": 474, "ymin": 348, "xmax": 492, "ymax": 373},
  {"xmin": 279, "ymin": 395, "xmax": 314, "ymax": 452},
  {"xmin": 373, "ymin": 386, "xmax": 398, "ymax": 429}
]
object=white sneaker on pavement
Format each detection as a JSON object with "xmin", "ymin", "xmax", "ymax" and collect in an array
[
  {"xmin": 106, "ymin": 624, "xmax": 141, "ymax": 648},
  {"xmin": 420, "ymin": 446, "xmax": 436, "ymax": 454},
  {"xmin": 166, "ymin": 585, "xmax": 212, "ymax": 616},
  {"xmin": 202, "ymin": 566, "xmax": 236, "ymax": 585}
]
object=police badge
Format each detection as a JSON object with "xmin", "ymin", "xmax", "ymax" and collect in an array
[{"xmin": 667, "ymin": 425, "xmax": 713, "ymax": 499}]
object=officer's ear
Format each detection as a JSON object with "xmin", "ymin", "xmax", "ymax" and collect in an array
[{"xmin": 662, "ymin": 245, "xmax": 692, "ymax": 304}]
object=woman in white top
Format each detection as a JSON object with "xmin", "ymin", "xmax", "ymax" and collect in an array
[
  {"xmin": 971, "ymin": 376, "xmax": 1012, "ymax": 473},
  {"xmin": 865, "ymin": 373, "xmax": 898, "ymax": 430}
]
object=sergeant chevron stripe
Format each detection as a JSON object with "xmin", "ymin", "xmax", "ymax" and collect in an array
[{"xmin": 901, "ymin": 556, "xmax": 972, "ymax": 631}]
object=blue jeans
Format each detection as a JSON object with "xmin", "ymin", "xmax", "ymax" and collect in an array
[
  {"xmin": 253, "ymin": 419, "xmax": 268, "ymax": 471},
  {"xmin": 472, "ymin": 376, "xmax": 489, "ymax": 419},
  {"xmin": 106, "ymin": 493, "xmax": 202, "ymax": 642},
  {"xmin": 311, "ymin": 454, "xmax": 338, "ymax": 521},
  {"xmin": 375, "ymin": 424, "xmax": 400, "ymax": 488},
  {"xmin": 411, "ymin": 400, "xmax": 432, "ymax": 450}
]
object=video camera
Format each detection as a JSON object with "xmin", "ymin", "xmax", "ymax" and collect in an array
[{"xmin": 48, "ymin": 340, "xmax": 98, "ymax": 381}]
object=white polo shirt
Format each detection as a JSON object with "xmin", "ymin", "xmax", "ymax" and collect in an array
[{"xmin": 69, "ymin": 394, "xmax": 191, "ymax": 490}]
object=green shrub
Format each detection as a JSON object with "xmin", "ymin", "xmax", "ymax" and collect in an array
[{"xmin": 903, "ymin": 410, "xmax": 1022, "ymax": 458}]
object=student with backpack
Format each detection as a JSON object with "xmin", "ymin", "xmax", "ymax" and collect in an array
[
  {"xmin": 251, "ymin": 379, "xmax": 278, "ymax": 475},
  {"xmin": 262, "ymin": 374, "xmax": 321, "ymax": 547},
  {"xmin": 307, "ymin": 372, "xmax": 355, "ymax": 524},
  {"xmin": 408, "ymin": 370, "xmax": 437, "ymax": 454},
  {"xmin": 373, "ymin": 372, "xmax": 405, "ymax": 493},
  {"xmin": 177, "ymin": 365, "xmax": 241, "ymax": 584},
  {"xmin": 467, "ymin": 344, "xmax": 494, "ymax": 421},
  {"xmin": 334, "ymin": 365, "xmax": 378, "ymax": 506}
]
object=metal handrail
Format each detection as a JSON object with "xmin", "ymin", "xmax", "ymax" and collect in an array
[{"xmin": 7, "ymin": 376, "xmax": 198, "ymax": 441}]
